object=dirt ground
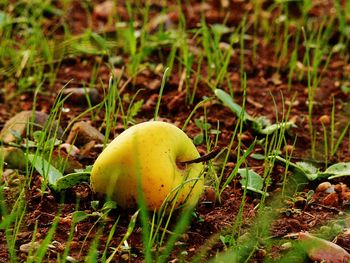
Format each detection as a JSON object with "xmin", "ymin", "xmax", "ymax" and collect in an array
[{"xmin": 0, "ymin": 1, "xmax": 350, "ymax": 262}]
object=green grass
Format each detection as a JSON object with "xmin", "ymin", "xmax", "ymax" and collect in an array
[{"xmin": 0, "ymin": 0, "xmax": 350, "ymax": 262}]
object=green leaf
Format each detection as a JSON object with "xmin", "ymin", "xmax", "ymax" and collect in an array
[
  {"xmin": 194, "ymin": 118, "xmax": 211, "ymax": 130},
  {"xmin": 91, "ymin": 201, "xmax": 100, "ymax": 211},
  {"xmin": 129, "ymin": 99, "xmax": 144, "ymax": 119},
  {"xmin": 273, "ymin": 156, "xmax": 319, "ymax": 181},
  {"xmin": 341, "ymin": 85, "xmax": 350, "ymax": 94},
  {"xmin": 211, "ymin": 24, "xmax": 231, "ymax": 35},
  {"xmin": 215, "ymin": 89, "xmax": 253, "ymax": 122},
  {"xmin": 72, "ymin": 211, "xmax": 92, "ymax": 224},
  {"xmin": 238, "ymin": 168, "xmax": 267, "ymax": 195},
  {"xmin": 0, "ymin": 11, "xmax": 9, "ymax": 28},
  {"xmin": 251, "ymin": 116, "xmax": 296, "ymax": 135},
  {"xmin": 323, "ymin": 162, "xmax": 350, "ymax": 179},
  {"xmin": 27, "ymin": 154, "xmax": 63, "ymax": 190},
  {"xmin": 101, "ymin": 201, "xmax": 117, "ymax": 213},
  {"xmin": 193, "ymin": 134, "xmax": 204, "ymax": 145},
  {"xmin": 296, "ymin": 162, "xmax": 319, "ymax": 181},
  {"xmin": 257, "ymin": 121, "xmax": 296, "ymax": 135},
  {"xmin": 74, "ymin": 165, "xmax": 93, "ymax": 173},
  {"xmin": 296, "ymin": 162, "xmax": 318, "ymax": 174},
  {"xmin": 250, "ymin": 153, "xmax": 265, "ymax": 160},
  {"xmin": 215, "ymin": 89, "xmax": 296, "ymax": 135},
  {"xmin": 54, "ymin": 172, "xmax": 90, "ymax": 192}
]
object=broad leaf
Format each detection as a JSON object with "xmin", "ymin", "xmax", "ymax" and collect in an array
[
  {"xmin": 215, "ymin": 89, "xmax": 296, "ymax": 135},
  {"xmin": 215, "ymin": 89, "xmax": 253, "ymax": 122},
  {"xmin": 238, "ymin": 168, "xmax": 267, "ymax": 195},
  {"xmin": 27, "ymin": 154, "xmax": 91, "ymax": 192},
  {"xmin": 273, "ymin": 156, "xmax": 319, "ymax": 181},
  {"xmin": 296, "ymin": 162, "xmax": 319, "ymax": 181},
  {"xmin": 258, "ymin": 121, "xmax": 297, "ymax": 135},
  {"xmin": 27, "ymin": 154, "xmax": 63, "ymax": 189},
  {"xmin": 72, "ymin": 211, "xmax": 92, "ymax": 224},
  {"xmin": 323, "ymin": 162, "xmax": 350, "ymax": 179},
  {"xmin": 55, "ymin": 172, "xmax": 90, "ymax": 192}
]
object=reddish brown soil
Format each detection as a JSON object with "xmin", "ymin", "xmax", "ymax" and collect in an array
[{"xmin": 0, "ymin": 1, "xmax": 349, "ymax": 262}]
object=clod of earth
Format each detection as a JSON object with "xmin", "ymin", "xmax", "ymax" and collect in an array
[{"xmin": 90, "ymin": 121, "xmax": 204, "ymax": 211}]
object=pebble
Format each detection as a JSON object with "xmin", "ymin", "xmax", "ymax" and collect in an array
[
  {"xmin": 0, "ymin": 111, "xmax": 64, "ymax": 143},
  {"xmin": 204, "ymin": 187, "xmax": 216, "ymax": 204},
  {"xmin": 108, "ymin": 56, "xmax": 124, "ymax": 67},
  {"xmin": 93, "ymin": 0, "xmax": 115, "ymax": 19},
  {"xmin": 66, "ymin": 256, "xmax": 78, "ymax": 263},
  {"xmin": 2, "ymin": 147, "xmax": 26, "ymax": 170},
  {"xmin": 19, "ymin": 241, "xmax": 41, "ymax": 253},
  {"xmin": 316, "ymin": 182, "xmax": 332, "ymax": 192},
  {"xmin": 62, "ymin": 88, "xmax": 100, "ymax": 105},
  {"xmin": 66, "ymin": 121, "xmax": 105, "ymax": 147}
]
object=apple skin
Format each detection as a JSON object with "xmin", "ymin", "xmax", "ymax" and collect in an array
[{"xmin": 90, "ymin": 121, "xmax": 204, "ymax": 211}]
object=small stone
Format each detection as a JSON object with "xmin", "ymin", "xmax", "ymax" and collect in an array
[
  {"xmin": 1, "ymin": 147, "xmax": 26, "ymax": 170},
  {"xmin": 108, "ymin": 56, "xmax": 124, "ymax": 67},
  {"xmin": 204, "ymin": 187, "xmax": 216, "ymax": 204},
  {"xmin": 62, "ymin": 88, "xmax": 100, "ymax": 105},
  {"xmin": 316, "ymin": 182, "xmax": 332, "ymax": 192},
  {"xmin": 148, "ymin": 79, "xmax": 161, "ymax": 90},
  {"xmin": 20, "ymin": 241, "xmax": 41, "ymax": 253},
  {"xmin": 93, "ymin": 0, "xmax": 115, "ymax": 19},
  {"xmin": 319, "ymin": 115, "xmax": 330, "ymax": 125},
  {"xmin": 325, "ymin": 186, "xmax": 335, "ymax": 194},
  {"xmin": 271, "ymin": 72, "xmax": 282, "ymax": 85},
  {"xmin": 66, "ymin": 121, "xmax": 105, "ymax": 147},
  {"xmin": 66, "ymin": 256, "xmax": 78, "ymax": 263},
  {"xmin": 322, "ymin": 193, "xmax": 339, "ymax": 206},
  {"xmin": 188, "ymin": 247, "xmax": 196, "ymax": 252},
  {"xmin": 0, "ymin": 111, "xmax": 64, "ymax": 144}
]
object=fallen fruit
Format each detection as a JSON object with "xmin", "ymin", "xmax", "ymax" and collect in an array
[{"xmin": 90, "ymin": 121, "xmax": 204, "ymax": 211}]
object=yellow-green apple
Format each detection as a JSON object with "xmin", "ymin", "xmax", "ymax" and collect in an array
[{"xmin": 90, "ymin": 121, "xmax": 204, "ymax": 211}]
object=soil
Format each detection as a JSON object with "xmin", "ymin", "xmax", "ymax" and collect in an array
[{"xmin": 0, "ymin": 1, "xmax": 350, "ymax": 262}]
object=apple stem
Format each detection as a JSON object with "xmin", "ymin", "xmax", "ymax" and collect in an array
[{"xmin": 179, "ymin": 147, "xmax": 221, "ymax": 165}]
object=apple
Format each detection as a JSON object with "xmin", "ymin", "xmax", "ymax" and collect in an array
[{"xmin": 90, "ymin": 121, "xmax": 204, "ymax": 211}]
